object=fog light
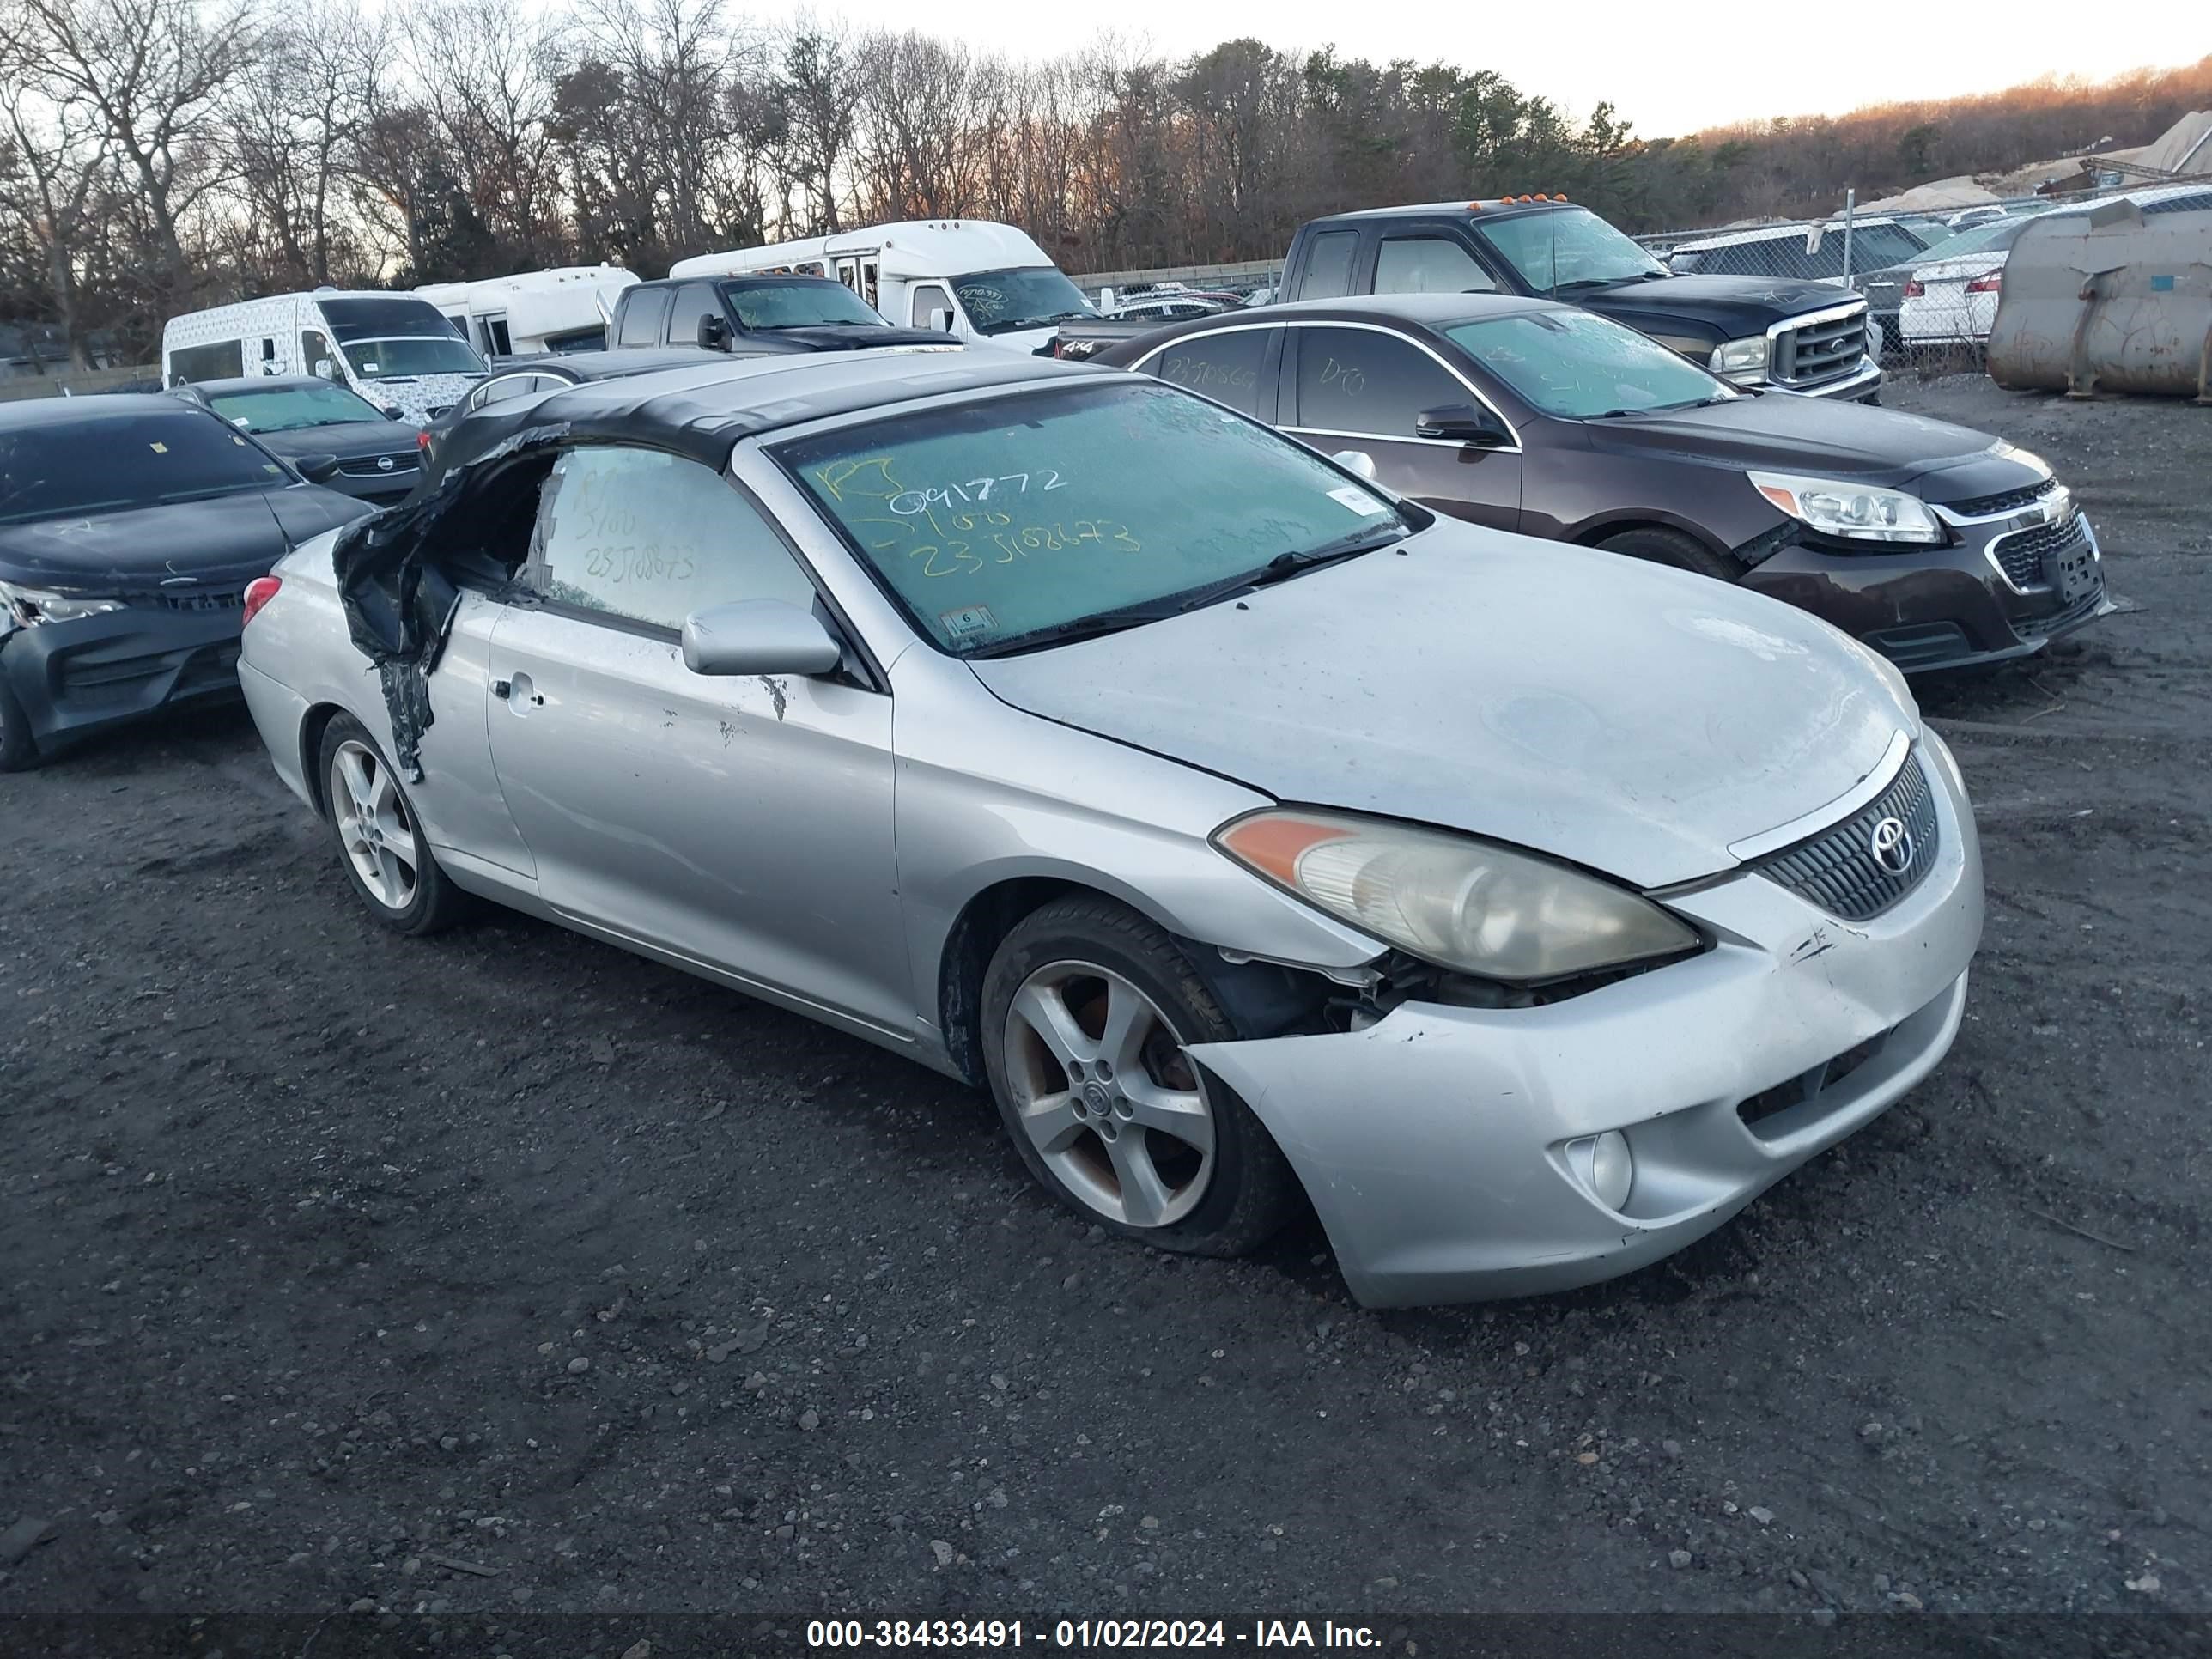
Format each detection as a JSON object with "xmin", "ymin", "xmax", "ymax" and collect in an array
[{"xmin": 1569, "ymin": 1131, "xmax": 1634, "ymax": 1210}]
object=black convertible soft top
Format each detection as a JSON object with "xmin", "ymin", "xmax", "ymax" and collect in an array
[{"xmin": 331, "ymin": 349, "xmax": 1100, "ymax": 773}]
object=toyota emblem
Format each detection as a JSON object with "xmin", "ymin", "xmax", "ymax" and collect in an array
[
  {"xmin": 1869, "ymin": 816, "xmax": 1914, "ymax": 874},
  {"xmin": 376, "ymin": 454, "xmax": 395, "ymax": 471}
]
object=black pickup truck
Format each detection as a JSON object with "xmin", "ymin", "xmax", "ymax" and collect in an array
[
  {"xmin": 1061, "ymin": 200, "xmax": 1882, "ymax": 401},
  {"xmin": 609, "ymin": 273, "xmax": 961, "ymax": 356}
]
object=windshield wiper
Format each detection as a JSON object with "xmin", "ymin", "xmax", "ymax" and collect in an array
[
  {"xmin": 158, "ymin": 483, "xmax": 259, "ymax": 504},
  {"xmin": 966, "ymin": 524, "xmax": 1405, "ymax": 659}
]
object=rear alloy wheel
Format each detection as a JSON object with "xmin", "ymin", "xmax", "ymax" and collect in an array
[
  {"xmin": 981, "ymin": 897, "xmax": 1294, "ymax": 1256},
  {"xmin": 318, "ymin": 714, "xmax": 471, "ymax": 934},
  {"xmin": 1598, "ymin": 525, "xmax": 1741, "ymax": 583}
]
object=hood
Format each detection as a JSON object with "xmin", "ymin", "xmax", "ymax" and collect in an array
[
  {"xmin": 250, "ymin": 419, "xmax": 422, "ymax": 465},
  {"xmin": 1581, "ymin": 274, "xmax": 1862, "ymax": 340},
  {"xmin": 985, "ymin": 325, "xmax": 1064, "ymax": 355},
  {"xmin": 969, "ymin": 524, "xmax": 1916, "ymax": 889},
  {"xmin": 763, "ymin": 325, "xmax": 962, "ymax": 353},
  {"xmin": 1584, "ymin": 394, "xmax": 2005, "ymax": 488},
  {"xmin": 0, "ymin": 486, "xmax": 373, "ymax": 592}
]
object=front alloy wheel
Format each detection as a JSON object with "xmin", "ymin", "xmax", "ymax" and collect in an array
[
  {"xmin": 980, "ymin": 896, "xmax": 1295, "ymax": 1256},
  {"xmin": 331, "ymin": 737, "xmax": 420, "ymax": 913},
  {"xmin": 1004, "ymin": 961, "xmax": 1217, "ymax": 1229}
]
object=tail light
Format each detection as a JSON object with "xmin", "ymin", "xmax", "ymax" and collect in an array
[
  {"xmin": 416, "ymin": 429, "xmax": 432, "ymax": 449},
  {"xmin": 242, "ymin": 574, "xmax": 283, "ymax": 627},
  {"xmin": 1903, "ymin": 278, "xmax": 1924, "ymax": 298},
  {"xmin": 1966, "ymin": 270, "xmax": 2002, "ymax": 295}
]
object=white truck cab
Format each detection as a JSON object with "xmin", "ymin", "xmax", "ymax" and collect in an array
[
  {"xmin": 669, "ymin": 221, "xmax": 1096, "ymax": 354},
  {"xmin": 415, "ymin": 266, "xmax": 639, "ymax": 358}
]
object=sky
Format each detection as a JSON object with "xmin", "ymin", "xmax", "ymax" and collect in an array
[{"xmin": 744, "ymin": 2, "xmax": 2212, "ymax": 140}]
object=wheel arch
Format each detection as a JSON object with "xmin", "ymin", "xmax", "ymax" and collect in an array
[
  {"xmin": 1567, "ymin": 510, "xmax": 1735, "ymax": 558},
  {"xmin": 299, "ymin": 701, "xmax": 350, "ymax": 816}
]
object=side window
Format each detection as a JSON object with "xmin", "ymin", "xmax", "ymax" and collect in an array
[
  {"xmin": 910, "ymin": 283, "xmax": 953, "ymax": 329},
  {"xmin": 1139, "ymin": 329, "xmax": 1271, "ymax": 418},
  {"xmin": 526, "ymin": 447, "xmax": 818, "ymax": 632},
  {"xmin": 1291, "ymin": 327, "xmax": 1468, "ymax": 440},
  {"xmin": 616, "ymin": 289, "xmax": 670, "ymax": 349},
  {"xmin": 485, "ymin": 316, "xmax": 514, "ymax": 356},
  {"xmin": 1293, "ymin": 230, "xmax": 1360, "ymax": 301},
  {"xmin": 474, "ymin": 374, "xmax": 542, "ymax": 408},
  {"xmin": 300, "ymin": 331, "xmax": 332, "ymax": 375},
  {"xmin": 1374, "ymin": 236, "xmax": 1496, "ymax": 295},
  {"xmin": 665, "ymin": 283, "xmax": 720, "ymax": 347}
]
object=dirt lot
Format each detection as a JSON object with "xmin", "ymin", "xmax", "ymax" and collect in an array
[{"xmin": 3, "ymin": 375, "xmax": 2209, "ymax": 1641}]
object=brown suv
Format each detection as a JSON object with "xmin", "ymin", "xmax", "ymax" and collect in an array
[{"xmin": 1097, "ymin": 295, "xmax": 2110, "ymax": 672}]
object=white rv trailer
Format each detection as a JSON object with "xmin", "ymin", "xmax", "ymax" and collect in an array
[
  {"xmin": 415, "ymin": 266, "xmax": 639, "ymax": 358},
  {"xmin": 161, "ymin": 290, "xmax": 486, "ymax": 425},
  {"xmin": 668, "ymin": 221, "xmax": 1096, "ymax": 355}
]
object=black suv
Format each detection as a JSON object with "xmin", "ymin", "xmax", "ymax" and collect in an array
[{"xmin": 610, "ymin": 274, "xmax": 961, "ymax": 356}]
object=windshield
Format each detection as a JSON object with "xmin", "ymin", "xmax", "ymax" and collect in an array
[
  {"xmin": 0, "ymin": 409, "xmax": 289, "ymax": 524},
  {"xmin": 778, "ymin": 381, "xmax": 1405, "ymax": 655},
  {"xmin": 205, "ymin": 381, "xmax": 385, "ymax": 432},
  {"xmin": 1930, "ymin": 217, "xmax": 2037, "ymax": 262},
  {"xmin": 1447, "ymin": 310, "xmax": 1732, "ymax": 419},
  {"xmin": 724, "ymin": 280, "xmax": 888, "ymax": 330},
  {"xmin": 949, "ymin": 266, "xmax": 1096, "ymax": 337},
  {"xmin": 1476, "ymin": 208, "xmax": 1666, "ymax": 291},
  {"xmin": 339, "ymin": 337, "xmax": 484, "ymax": 380}
]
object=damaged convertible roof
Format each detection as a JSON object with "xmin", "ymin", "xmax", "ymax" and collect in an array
[{"xmin": 431, "ymin": 349, "xmax": 1104, "ymax": 479}]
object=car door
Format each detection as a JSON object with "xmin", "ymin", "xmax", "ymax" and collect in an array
[
  {"xmin": 1281, "ymin": 323, "xmax": 1522, "ymax": 532},
  {"xmin": 483, "ymin": 443, "xmax": 909, "ymax": 1034}
]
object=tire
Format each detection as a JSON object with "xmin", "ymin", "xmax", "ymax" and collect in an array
[
  {"xmin": 316, "ymin": 714, "xmax": 472, "ymax": 935},
  {"xmin": 981, "ymin": 896, "xmax": 1296, "ymax": 1257},
  {"xmin": 1596, "ymin": 526, "xmax": 1741, "ymax": 583},
  {"xmin": 0, "ymin": 670, "xmax": 39, "ymax": 773}
]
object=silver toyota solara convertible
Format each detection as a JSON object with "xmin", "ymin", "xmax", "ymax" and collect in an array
[{"xmin": 237, "ymin": 351, "xmax": 1983, "ymax": 1306}]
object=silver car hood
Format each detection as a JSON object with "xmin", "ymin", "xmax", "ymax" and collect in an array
[{"xmin": 968, "ymin": 527, "xmax": 1915, "ymax": 889}]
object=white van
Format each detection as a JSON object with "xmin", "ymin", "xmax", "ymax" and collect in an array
[
  {"xmin": 415, "ymin": 266, "xmax": 638, "ymax": 358},
  {"xmin": 162, "ymin": 290, "xmax": 486, "ymax": 425},
  {"xmin": 668, "ymin": 221, "xmax": 1096, "ymax": 354}
]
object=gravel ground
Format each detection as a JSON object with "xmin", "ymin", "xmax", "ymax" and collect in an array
[{"xmin": 3, "ymin": 374, "xmax": 2208, "ymax": 1638}]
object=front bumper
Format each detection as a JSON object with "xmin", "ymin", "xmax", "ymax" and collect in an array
[
  {"xmin": 1743, "ymin": 510, "xmax": 2112, "ymax": 673},
  {"xmin": 0, "ymin": 604, "xmax": 247, "ymax": 751},
  {"xmin": 1758, "ymin": 356, "xmax": 1885, "ymax": 402},
  {"xmin": 1188, "ymin": 733, "xmax": 1983, "ymax": 1308}
]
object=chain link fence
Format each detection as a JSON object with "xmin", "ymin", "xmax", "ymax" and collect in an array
[{"xmin": 1635, "ymin": 177, "xmax": 2212, "ymax": 372}]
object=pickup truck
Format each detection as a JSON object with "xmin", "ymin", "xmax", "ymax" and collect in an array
[
  {"xmin": 608, "ymin": 272, "xmax": 962, "ymax": 356},
  {"xmin": 1060, "ymin": 199, "xmax": 1883, "ymax": 401}
]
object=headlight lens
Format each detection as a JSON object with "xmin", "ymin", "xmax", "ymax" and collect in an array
[
  {"xmin": 1215, "ymin": 809, "xmax": 1699, "ymax": 982},
  {"xmin": 1709, "ymin": 335, "xmax": 1771, "ymax": 380},
  {"xmin": 1748, "ymin": 470, "xmax": 1943, "ymax": 545},
  {"xmin": 0, "ymin": 580, "xmax": 126, "ymax": 626}
]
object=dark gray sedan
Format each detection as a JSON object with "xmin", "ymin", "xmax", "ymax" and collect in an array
[{"xmin": 170, "ymin": 376, "xmax": 425, "ymax": 506}]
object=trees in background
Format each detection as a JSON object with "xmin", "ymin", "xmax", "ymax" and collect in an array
[{"xmin": 1, "ymin": 0, "xmax": 2207, "ymax": 369}]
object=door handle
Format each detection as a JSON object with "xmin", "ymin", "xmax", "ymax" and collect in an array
[{"xmin": 503, "ymin": 670, "xmax": 544, "ymax": 708}]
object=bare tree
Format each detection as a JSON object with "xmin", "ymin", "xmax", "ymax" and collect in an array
[
  {"xmin": 0, "ymin": 81, "xmax": 111, "ymax": 365},
  {"xmin": 15, "ymin": 0, "xmax": 259, "ymax": 303}
]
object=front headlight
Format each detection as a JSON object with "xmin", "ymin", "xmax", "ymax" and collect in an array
[
  {"xmin": 0, "ymin": 580, "xmax": 127, "ymax": 626},
  {"xmin": 1748, "ymin": 470, "xmax": 1943, "ymax": 545},
  {"xmin": 1215, "ymin": 809, "xmax": 1699, "ymax": 982},
  {"xmin": 1709, "ymin": 336, "xmax": 1771, "ymax": 380}
]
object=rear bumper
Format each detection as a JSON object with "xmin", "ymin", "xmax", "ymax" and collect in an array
[
  {"xmin": 0, "ymin": 605, "xmax": 246, "ymax": 750},
  {"xmin": 1188, "ymin": 735, "xmax": 1983, "ymax": 1307}
]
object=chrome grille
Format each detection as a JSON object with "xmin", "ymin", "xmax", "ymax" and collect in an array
[
  {"xmin": 1774, "ymin": 306, "xmax": 1870, "ymax": 386},
  {"xmin": 1990, "ymin": 514, "xmax": 2088, "ymax": 590},
  {"xmin": 1945, "ymin": 478, "xmax": 2057, "ymax": 519},
  {"xmin": 1752, "ymin": 752, "xmax": 1940, "ymax": 921},
  {"xmin": 337, "ymin": 453, "xmax": 420, "ymax": 478}
]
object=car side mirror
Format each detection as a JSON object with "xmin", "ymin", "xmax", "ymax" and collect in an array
[
  {"xmin": 682, "ymin": 599, "xmax": 842, "ymax": 678},
  {"xmin": 294, "ymin": 453, "xmax": 343, "ymax": 483},
  {"xmin": 384, "ymin": 406, "xmax": 405, "ymax": 420},
  {"xmin": 927, "ymin": 307, "xmax": 954, "ymax": 333},
  {"xmin": 314, "ymin": 359, "xmax": 339, "ymax": 382},
  {"xmin": 1332, "ymin": 450, "xmax": 1377, "ymax": 481},
  {"xmin": 1416, "ymin": 404, "xmax": 1510, "ymax": 447},
  {"xmin": 698, "ymin": 314, "xmax": 732, "ymax": 351}
]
